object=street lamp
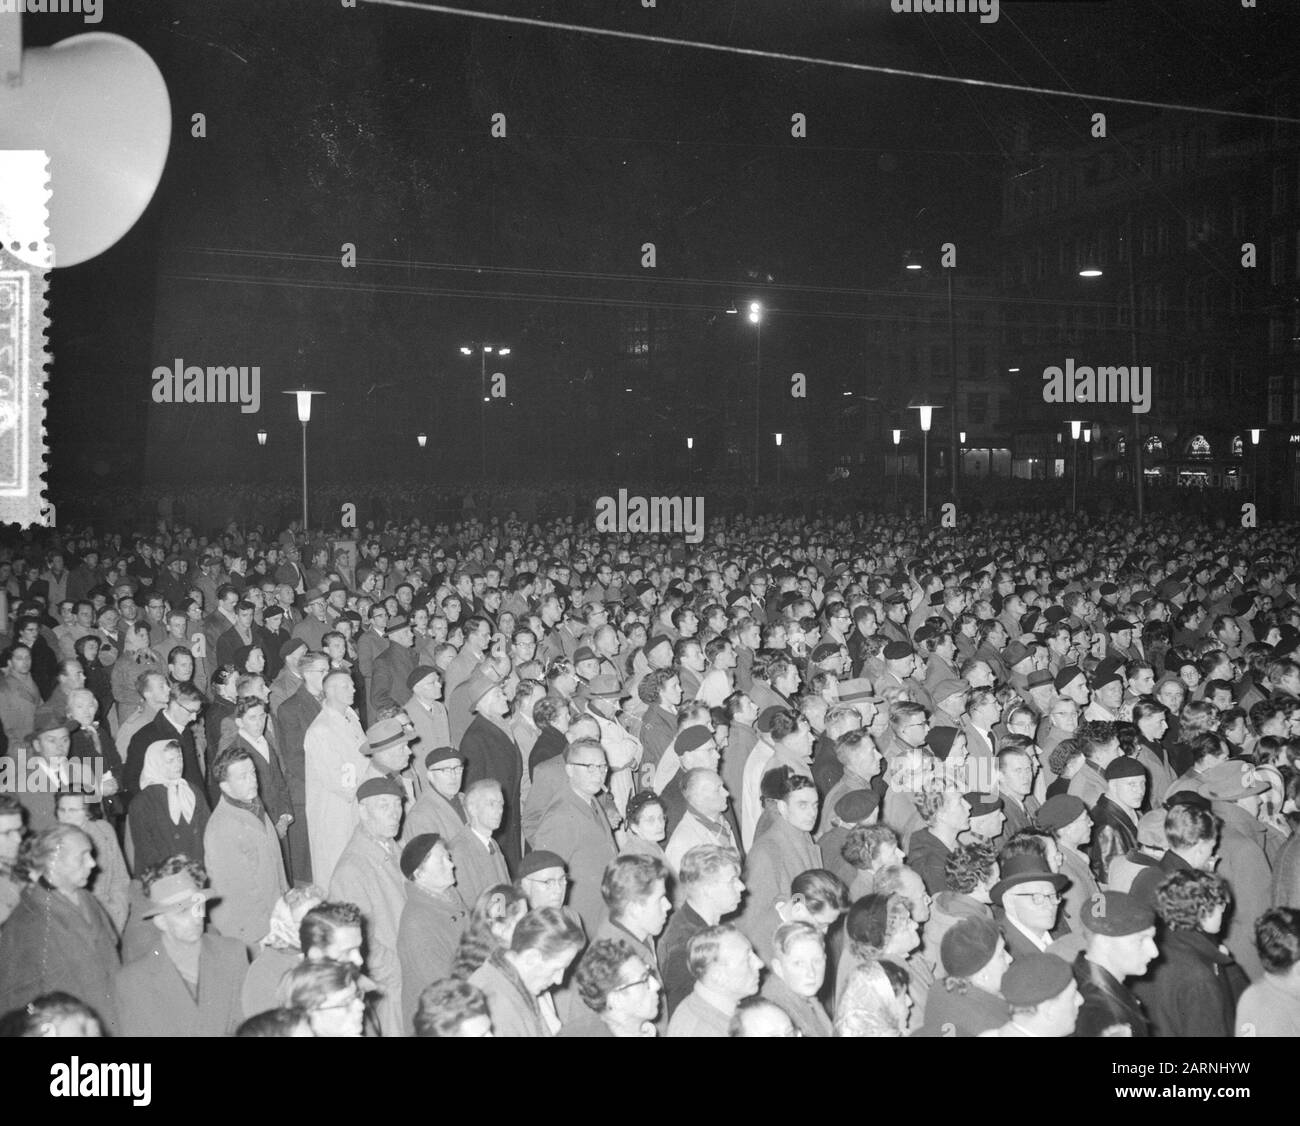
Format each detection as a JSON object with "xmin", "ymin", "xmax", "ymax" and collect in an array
[
  {"xmin": 281, "ymin": 388, "xmax": 324, "ymax": 532},
  {"xmin": 911, "ymin": 403, "xmax": 939, "ymax": 519},
  {"xmin": 1251, "ymin": 428, "xmax": 1262, "ymax": 509},
  {"xmin": 256, "ymin": 429, "xmax": 267, "ymax": 447},
  {"xmin": 892, "ymin": 428, "xmax": 902, "ymax": 503},
  {"xmin": 903, "ymin": 250, "xmax": 959, "ymax": 498},
  {"xmin": 417, "ymin": 433, "xmax": 427, "ymax": 448},
  {"xmin": 748, "ymin": 302, "xmax": 763, "ymax": 488},
  {"xmin": 774, "ymin": 432, "xmax": 783, "ymax": 490},
  {"xmin": 459, "ymin": 342, "xmax": 511, "ymax": 478},
  {"xmin": 1068, "ymin": 420, "xmax": 1083, "ymax": 513},
  {"xmin": 686, "ymin": 436, "xmax": 694, "ymax": 481}
]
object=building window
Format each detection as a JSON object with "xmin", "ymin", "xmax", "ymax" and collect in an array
[
  {"xmin": 1188, "ymin": 435, "xmax": 1212, "ymax": 458},
  {"xmin": 1117, "ymin": 436, "xmax": 1127, "ymax": 456},
  {"xmin": 1145, "ymin": 435, "xmax": 1164, "ymax": 455},
  {"xmin": 1231, "ymin": 435, "xmax": 1244, "ymax": 457}
]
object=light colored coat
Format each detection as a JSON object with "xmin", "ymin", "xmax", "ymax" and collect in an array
[
  {"xmin": 534, "ymin": 783, "xmax": 618, "ymax": 935},
  {"xmin": 329, "ymin": 825, "xmax": 408, "ymax": 1037},
  {"xmin": 116, "ymin": 932, "xmax": 248, "ymax": 1037},
  {"xmin": 204, "ymin": 797, "xmax": 289, "ymax": 947},
  {"xmin": 303, "ymin": 704, "xmax": 368, "ymax": 886},
  {"xmin": 449, "ymin": 823, "xmax": 511, "ymax": 910}
]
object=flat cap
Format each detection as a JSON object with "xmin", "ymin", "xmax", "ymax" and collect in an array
[{"xmin": 356, "ymin": 776, "xmax": 405, "ymax": 802}]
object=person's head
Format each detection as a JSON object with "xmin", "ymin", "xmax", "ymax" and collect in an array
[
  {"xmin": 679, "ymin": 845, "xmax": 745, "ymax": 920},
  {"xmin": 999, "ymin": 873, "xmax": 1062, "ymax": 937},
  {"xmin": 422, "ymin": 748, "xmax": 465, "ymax": 800},
  {"xmin": 461, "ymin": 778, "xmax": 504, "ymax": 834},
  {"xmin": 504, "ymin": 907, "xmax": 587, "ymax": 995},
  {"xmin": 764, "ymin": 767, "xmax": 819, "ymax": 833},
  {"xmin": 356, "ymin": 778, "xmax": 404, "ymax": 841},
  {"xmin": 835, "ymin": 728, "xmax": 882, "ymax": 783},
  {"xmin": 688, "ymin": 924, "xmax": 762, "ymax": 1004},
  {"xmin": 285, "ymin": 959, "xmax": 367, "ymax": 1038},
  {"xmin": 624, "ymin": 790, "xmax": 666, "ymax": 844},
  {"xmin": 1255, "ymin": 908, "xmax": 1300, "ymax": 982},
  {"xmin": 770, "ymin": 920, "xmax": 827, "ymax": 999},
  {"xmin": 1164, "ymin": 801, "xmax": 1220, "ymax": 869},
  {"xmin": 842, "ymin": 824, "xmax": 903, "ymax": 876},
  {"xmin": 940, "ymin": 915, "xmax": 1010, "ymax": 993},
  {"xmin": 1104, "ymin": 757, "xmax": 1148, "ymax": 812},
  {"xmin": 919, "ymin": 783, "xmax": 970, "ymax": 834},
  {"xmin": 1001, "ymin": 953, "xmax": 1081, "ymax": 1037},
  {"xmin": 944, "ymin": 840, "xmax": 999, "ymax": 902},
  {"xmin": 603, "ymin": 854, "xmax": 671, "ymax": 939},
  {"xmin": 574, "ymin": 939, "xmax": 662, "ymax": 1028},
  {"xmin": 141, "ymin": 855, "xmax": 212, "ymax": 944},
  {"xmin": 891, "ymin": 701, "xmax": 930, "ymax": 749},
  {"xmin": 164, "ymin": 682, "xmax": 204, "ymax": 729},
  {"xmin": 413, "ymin": 979, "xmax": 493, "ymax": 1037},
  {"xmin": 402, "ymin": 833, "xmax": 457, "ymax": 897},
  {"xmin": 20, "ymin": 823, "xmax": 94, "ymax": 892},
  {"xmin": 997, "ymin": 743, "xmax": 1036, "ymax": 800},
  {"xmin": 845, "ymin": 892, "xmax": 919, "ymax": 958},
  {"xmin": 212, "ymin": 746, "xmax": 259, "ymax": 805},
  {"xmin": 564, "ymin": 739, "xmax": 609, "ymax": 799},
  {"xmin": 1154, "ymin": 869, "xmax": 1231, "ymax": 936},
  {"xmin": 234, "ymin": 1008, "xmax": 313, "ymax": 1038},
  {"xmin": 0, "ymin": 991, "xmax": 103, "ymax": 1038},
  {"xmin": 300, "ymin": 901, "xmax": 366, "ymax": 967},
  {"xmin": 1083, "ymin": 892, "xmax": 1160, "ymax": 979}
]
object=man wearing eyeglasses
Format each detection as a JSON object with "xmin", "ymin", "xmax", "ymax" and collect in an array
[
  {"xmin": 535, "ymin": 740, "xmax": 618, "ymax": 936},
  {"xmin": 407, "ymin": 746, "xmax": 469, "ymax": 842},
  {"xmin": 991, "ymin": 853, "xmax": 1070, "ymax": 962},
  {"xmin": 517, "ymin": 850, "xmax": 570, "ymax": 911},
  {"xmin": 124, "ymin": 681, "xmax": 206, "ymax": 800}
]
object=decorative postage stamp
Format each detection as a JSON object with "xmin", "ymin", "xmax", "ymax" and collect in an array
[{"xmin": 0, "ymin": 149, "xmax": 50, "ymax": 527}]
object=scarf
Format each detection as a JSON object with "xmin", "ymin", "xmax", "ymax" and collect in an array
[
  {"xmin": 139, "ymin": 742, "xmax": 196, "ymax": 825},
  {"xmin": 222, "ymin": 790, "xmax": 267, "ymax": 823}
]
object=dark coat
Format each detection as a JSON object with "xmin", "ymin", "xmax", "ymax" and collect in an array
[
  {"xmin": 227, "ymin": 732, "xmax": 294, "ymax": 830},
  {"xmin": 115, "ymin": 932, "xmax": 249, "ymax": 1037},
  {"xmin": 660, "ymin": 901, "xmax": 708, "ymax": 1017},
  {"xmin": 1089, "ymin": 795, "xmax": 1139, "ymax": 884},
  {"xmin": 125, "ymin": 712, "xmax": 204, "ymax": 801},
  {"xmin": 528, "ymin": 725, "xmax": 568, "ymax": 779},
  {"xmin": 907, "ymin": 828, "xmax": 953, "ymax": 895},
  {"xmin": 70, "ymin": 723, "xmax": 125, "ymax": 820},
  {"xmin": 272, "ymin": 682, "xmax": 322, "ymax": 885},
  {"xmin": 127, "ymin": 783, "xmax": 210, "ymax": 874},
  {"xmin": 1073, "ymin": 952, "xmax": 1150, "ymax": 1037},
  {"xmin": 1133, "ymin": 929, "xmax": 1248, "ymax": 1038},
  {"xmin": 917, "ymin": 978, "xmax": 1009, "ymax": 1037},
  {"xmin": 370, "ymin": 642, "xmax": 418, "ymax": 717},
  {"xmin": 1273, "ymin": 831, "xmax": 1300, "ymax": 909},
  {"xmin": 460, "ymin": 715, "xmax": 523, "ymax": 872},
  {"xmin": 398, "ymin": 884, "xmax": 470, "ymax": 1034},
  {"xmin": 0, "ymin": 882, "xmax": 121, "ymax": 1033}
]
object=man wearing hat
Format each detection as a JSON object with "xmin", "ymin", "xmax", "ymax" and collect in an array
[
  {"xmin": 874, "ymin": 641, "xmax": 919, "ymax": 697},
  {"xmin": 1035, "ymin": 795, "xmax": 1097, "ymax": 934},
  {"xmin": 1199, "ymin": 760, "xmax": 1272, "ymax": 980},
  {"xmin": 819, "ymin": 789, "xmax": 879, "ymax": 887},
  {"xmin": 14, "ymin": 713, "xmax": 79, "ymax": 832},
  {"xmin": 461, "ymin": 675, "xmax": 524, "ymax": 872},
  {"xmin": 582, "ymin": 674, "xmax": 642, "ymax": 820},
  {"xmin": 403, "ymin": 664, "xmax": 451, "ymax": 766},
  {"xmin": 535, "ymin": 741, "xmax": 618, "ymax": 935},
  {"xmin": 963, "ymin": 792, "xmax": 1005, "ymax": 845},
  {"xmin": 370, "ymin": 615, "xmax": 419, "ymax": 718},
  {"xmin": 1073, "ymin": 891, "xmax": 1157, "ymax": 1036},
  {"xmin": 407, "ymin": 746, "xmax": 469, "ymax": 842},
  {"xmin": 116, "ymin": 856, "xmax": 248, "ymax": 1038},
  {"xmin": 268, "ymin": 637, "xmax": 307, "ymax": 715},
  {"xmin": 329, "ymin": 774, "xmax": 408, "ymax": 1038},
  {"xmin": 397, "ymin": 832, "xmax": 468, "ymax": 1034},
  {"xmin": 1089, "ymin": 756, "xmax": 1146, "ymax": 884},
  {"xmin": 1024, "ymin": 669, "xmax": 1055, "ymax": 721},
  {"xmin": 928, "ymin": 678, "xmax": 970, "ymax": 731},
  {"xmin": 303, "ymin": 669, "xmax": 369, "ymax": 886},
  {"xmin": 991, "ymin": 853, "xmax": 1070, "ymax": 961},
  {"xmin": 1108, "ymin": 809, "xmax": 1169, "ymax": 893},
  {"xmin": 980, "ymin": 953, "xmax": 1081, "ymax": 1037},
  {"xmin": 290, "ymin": 588, "xmax": 330, "ymax": 651},
  {"xmin": 361, "ymin": 716, "xmax": 424, "ymax": 816},
  {"xmin": 919, "ymin": 916, "xmax": 1011, "ymax": 1037},
  {"xmin": 1104, "ymin": 618, "xmax": 1143, "ymax": 665},
  {"xmin": 516, "ymin": 850, "xmax": 570, "ymax": 912},
  {"xmin": 1083, "ymin": 664, "xmax": 1125, "ymax": 723}
]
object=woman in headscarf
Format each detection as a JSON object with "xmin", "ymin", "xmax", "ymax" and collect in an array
[
  {"xmin": 0, "ymin": 825, "xmax": 121, "ymax": 1033},
  {"xmin": 74, "ymin": 635, "xmax": 115, "ymax": 726},
  {"xmin": 127, "ymin": 739, "xmax": 210, "ymax": 873},
  {"xmin": 240, "ymin": 884, "xmax": 325, "ymax": 1018}
]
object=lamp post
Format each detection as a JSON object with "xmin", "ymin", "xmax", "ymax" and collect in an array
[
  {"xmin": 749, "ymin": 302, "xmax": 763, "ymax": 489},
  {"xmin": 686, "ymin": 436, "xmax": 694, "ymax": 482},
  {"xmin": 460, "ymin": 343, "xmax": 511, "ymax": 479},
  {"xmin": 774, "ymin": 432, "xmax": 783, "ymax": 491},
  {"xmin": 911, "ymin": 404, "xmax": 937, "ymax": 519},
  {"xmin": 256, "ymin": 429, "xmax": 267, "ymax": 447},
  {"xmin": 905, "ymin": 247, "xmax": 959, "ymax": 499},
  {"xmin": 1068, "ymin": 420, "xmax": 1082, "ymax": 513},
  {"xmin": 1251, "ymin": 428, "xmax": 1261, "ymax": 510},
  {"xmin": 282, "ymin": 388, "xmax": 323, "ymax": 532},
  {"xmin": 892, "ymin": 428, "xmax": 901, "ymax": 504}
]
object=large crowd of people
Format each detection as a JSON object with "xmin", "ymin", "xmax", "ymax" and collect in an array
[{"xmin": 1, "ymin": 502, "xmax": 1300, "ymax": 1038}]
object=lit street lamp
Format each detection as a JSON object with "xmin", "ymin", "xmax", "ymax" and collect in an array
[
  {"xmin": 911, "ymin": 403, "xmax": 939, "ymax": 519},
  {"xmin": 417, "ymin": 433, "xmax": 427, "ymax": 448},
  {"xmin": 892, "ymin": 428, "xmax": 902, "ymax": 504},
  {"xmin": 256, "ymin": 429, "xmax": 267, "ymax": 447},
  {"xmin": 281, "ymin": 388, "xmax": 324, "ymax": 531},
  {"xmin": 459, "ymin": 342, "xmax": 511, "ymax": 478},
  {"xmin": 774, "ymin": 432, "xmax": 783, "ymax": 490},
  {"xmin": 748, "ymin": 302, "xmax": 763, "ymax": 489},
  {"xmin": 1251, "ymin": 428, "xmax": 1262, "ymax": 509}
]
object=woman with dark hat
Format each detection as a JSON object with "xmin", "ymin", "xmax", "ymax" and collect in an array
[{"xmin": 1136, "ymin": 869, "xmax": 1248, "ymax": 1037}]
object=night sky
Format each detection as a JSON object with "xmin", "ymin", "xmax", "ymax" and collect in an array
[{"xmin": 33, "ymin": 0, "xmax": 1296, "ymax": 498}]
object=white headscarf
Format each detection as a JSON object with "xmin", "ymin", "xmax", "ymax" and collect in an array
[{"xmin": 139, "ymin": 739, "xmax": 196, "ymax": 825}]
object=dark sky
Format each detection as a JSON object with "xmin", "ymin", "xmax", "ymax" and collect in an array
[{"xmin": 35, "ymin": 0, "xmax": 1296, "ymax": 496}]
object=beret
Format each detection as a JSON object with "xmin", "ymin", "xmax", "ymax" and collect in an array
[
  {"xmin": 1104, "ymin": 755, "xmax": 1147, "ymax": 781},
  {"xmin": 834, "ymin": 789, "xmax": 879, "ymax": 823},
  {"xmin": 1105, "ymin": 618, "xmax": 1137, "ymax": 633},
  {"xmin": 940, "ymin": 916, "xmax": 1001, "ymax": 979},
  {"xmin": 1082, "ymin": 891, "xmax": 1154, "ymax": 936},
  {"xmin": 1231, "ymin": 594, "xmax": 1254, "ymax": 616},
  {"xmin": 517, "ymin": 850, "xmax": 566, "ymax": 878},
  {"xmin": 725, "ymin": 590, "xmax": 749, "ymax": 606},
  {"xmin": 810, "ymin": 642, "xmax": 841, "ymax": 663},
  {"xmin": 1053, "ymin": 666, "xmax": 1085, "ymax": 692},
  {"xmin": 676, "ymin": 725, "xmax": 715, "ymax": 755},
  {"xmin": 1091, "ymin": 669, "xmax": 1122, "ymax": 692},
  {"xmin": 1034, "ymin": 794, "xmax": 1087, "ymax": 831},
  {"xmin": 1000, "ymin": 953, "xmax": 1074, "ymax": 1007},
  {"xmin": 356, "ymin": 776, "xmax": 405, "ymax": 802},
  {"xmin": 279, "ymin": 637, "xmax": 307, "ymax": 661},
  {"xmin": 262, "ymin": 604, "xmax": 285, "ymax": 621},
  {"xmin": 634, "ymin": 580, "xmax": 655, "ymax": 596},
  {"xmin": 927, "ymin": 725, "xmax": 961, "ymax": 760},
  {"xmin": 1043, "ymin": 606, "xmax": 1069, "ymax": 625},
  {"xmin": 883, "ymin": 641, "xmax": 914, "ymax": 661},
  {"xmin": 883, "ymin": 592, "xmax": 907, "ymax": 605},
  {"xmin": 424, "ymin": 746, "xmax": 465, "ymax": 769},
  {"xmin": 399, "ymin": 834, "xmax": 441, "ymax": 880},
  {"xmin": 1098, "ymin": 583, "xmax": 1119, "ymax": 597},
  {"xmin": 755, "ymin": 706, "xmax": 791, "ymax": 734},
  {"xmin": 406, "ymin": 664, "xmax": 440, "ymax": 690}
]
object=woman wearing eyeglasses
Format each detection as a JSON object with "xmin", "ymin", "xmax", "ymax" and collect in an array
[
  {"xmin": 284, "ymin": 959, "xmax": 368, "ymax": 1037},
  {"xmin": 127, "ymin": 739, "xmax": 210, "ymax": 872},
  {"xmin": 563, "ymin": 937, "xmax": 661, "ymax": 1037}
]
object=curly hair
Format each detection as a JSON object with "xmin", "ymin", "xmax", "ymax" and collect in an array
[
  {"xmin": 140, "ymin": 853, "xmax": 208, "ymax": 895},
  {"xmin": 845, "ymin": 892, "xmax": 911, "ymax": 957},
  {"xmin": 413, "ymin": 978, "xmax": 490, "ymax": 1037},
  {"xmin": 1154, "ymin": 869, "xmax": 1230, "ymax": 932},
  {"xmin": 945, "ymin": 841, "xmax": 998, "ymax": 894},
  {"xmin": 916, "ymin": 781, "xmax": 959, "ymax": 825},
  {"xmin": 573, "ymin": 937, "xmax": 641, "ymax": 1013},
  {"xmin": 842, "ymin": 825, "xmax": 898, "ymax": 873}
]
